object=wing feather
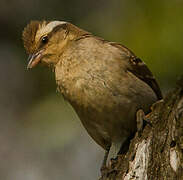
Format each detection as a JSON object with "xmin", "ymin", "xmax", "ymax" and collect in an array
[{"xmin": 110, "ymin": 42, "xmax": 163, "ymax": 100}]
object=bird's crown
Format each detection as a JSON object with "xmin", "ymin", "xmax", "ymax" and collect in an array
[
  {"xmin": 22, "ymin": 20, "xmax": 68, "ymax": 54},
  {"xmin": 22, "ymin": 21, "xmax": 41, "ymax": 54}
]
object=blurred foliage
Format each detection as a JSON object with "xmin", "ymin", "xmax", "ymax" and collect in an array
[{"xmin": 0, "ymin": 0, "xmax": 183, "ymax": 179}]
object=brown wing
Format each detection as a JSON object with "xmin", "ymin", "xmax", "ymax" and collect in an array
[
  {"xmin": 76, "ymin": 35, "xmax": 163, "ymax": 100},
  {"xmin": 127, "ymin": 56, "xmax": 163, "ymax": 100},
  {"xmin": 110, "ymin": 42, "xmax": 163, "ymax": 100}
]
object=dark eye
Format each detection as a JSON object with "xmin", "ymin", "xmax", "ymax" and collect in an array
[{"xmin": 41, "ymin": 36, "xmax": 48, "ymax": 44}]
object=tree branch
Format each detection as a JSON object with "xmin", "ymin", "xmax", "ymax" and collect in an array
[{"xmin": 100, "ymin": 77, "xmax": 183, "ymax": 180}]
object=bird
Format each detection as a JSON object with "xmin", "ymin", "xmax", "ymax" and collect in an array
[{"xmin": 22, "ymin": 20, "xmax": 162, "ymax": 167}]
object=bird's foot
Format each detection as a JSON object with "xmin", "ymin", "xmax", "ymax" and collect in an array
[
  {"xmin": 100, "ymin": 157, "xmax": 119, "ymax": 179},
  {"xmin": 100, "ymin": 164, "xmax": 109, "ymax": 178},
  {"xmin": 136, "ymin": 109, "xmax": 145, "ymax": 135},
  {"xmin": 136, "ymin": 109, "xmax": 151, "ymax": 136}
]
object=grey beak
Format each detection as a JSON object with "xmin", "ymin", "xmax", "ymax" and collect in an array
[
  {"xmin": 27, "ymin": 54, "xmax": 34, "ymax": 69},
  {"xmin": 26, "ymin": 52, "xmax": 42, "ymax": 69}
]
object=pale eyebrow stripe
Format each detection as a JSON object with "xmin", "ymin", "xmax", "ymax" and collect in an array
[{"xmin": 36, "ymin": 21, "xmax": 67, "ymax": 39}]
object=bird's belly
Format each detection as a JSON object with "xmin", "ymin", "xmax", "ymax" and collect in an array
[
  {"xmin": 70, "ymin": 95, "xmax": 139, "ymax": 150},
  {"xmin": 56, "ymin": 71, "xmax": 157, "ymax": 149}
]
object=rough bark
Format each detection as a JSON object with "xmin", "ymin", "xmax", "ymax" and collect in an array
[{"xmin": 99, "ymin": 77, "xmax": 183, "ymax": 180}]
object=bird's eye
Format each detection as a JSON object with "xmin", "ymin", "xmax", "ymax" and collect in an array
[{"xmin": 41, "ymin": 36, "xmax": 48, "ymax": 44}]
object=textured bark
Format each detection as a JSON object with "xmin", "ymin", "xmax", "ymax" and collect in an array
[{"xmin": 99, "ymin": 78, "xmax": 183, "ymax": 180}]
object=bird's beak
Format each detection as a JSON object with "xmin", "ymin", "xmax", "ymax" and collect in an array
[{"xmin": 27, "ymin": 50, "xmax": 43, "ymax": 69}]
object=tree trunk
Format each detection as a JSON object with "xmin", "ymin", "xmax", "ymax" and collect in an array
[{"xmin": 99, "ymin": 78, "xmax": 183, "ymax": 180}]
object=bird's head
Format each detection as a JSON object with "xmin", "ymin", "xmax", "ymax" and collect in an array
[{"xmin": 22, "ymin": 20, "xmax": 89, "ymax": 69}]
